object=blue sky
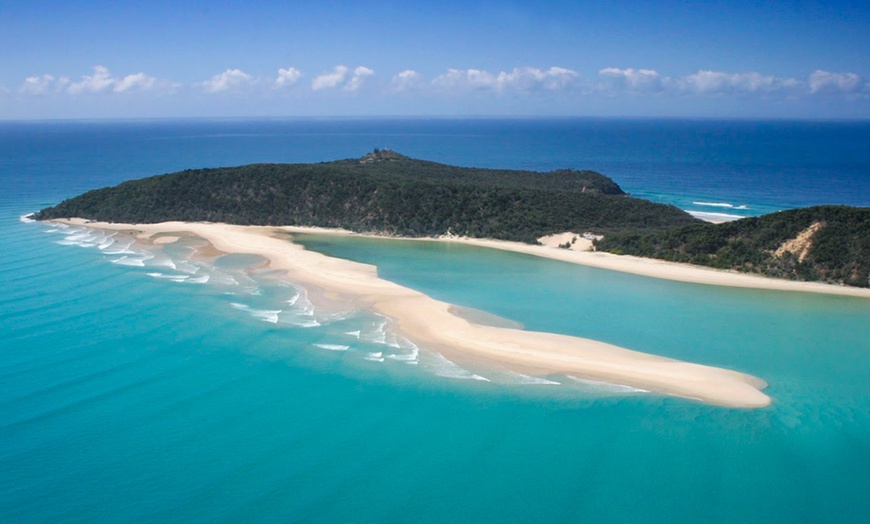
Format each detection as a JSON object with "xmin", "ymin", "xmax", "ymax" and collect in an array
[{"xmin": 1, "ymin": 0, "xmax": 868, "ymax": 119}]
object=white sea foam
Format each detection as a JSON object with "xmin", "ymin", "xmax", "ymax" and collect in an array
[
  {"xmin": 278, "ymin": 286, "xmax": 322, "ymax": 327},
  {"xmin": 292, "ymin": 287, "xmax": 315, "ymax": 316},
  {"xmin": 58, "ymin": 229, "xmax": 103, "ymax": 247},
  {"xmin": 252, "ymin": 309, "xmax": 281, "ymax": 323},
  {"xmin": 501, "ymin": 370, "xmax": 561, "ymax": 385},
  {"xmin": 384, "ymin": 332, "xmax": 401, "ymax": 348},
  {"xmin": 146, "ymin": 272, "xmax": 190, "ymax": 282},
  {"xmin": 314, "ymin": 343, "xmax": 349, "ymax": 351},
  {"xmin": 230, "ymin": 302, "xmax": 282, "ymax": 323},
  {"xmin": 365, "ymin": 352, "xmax": 385, "ymax": 362},
  {"xmin": 228, "ymin": 272, "xmax": 258, "ymax": 290},
  {"xmin": 152, "ymin": 258, "xmax": 177, "ymax": 270},
  {"xmin": 174, "ymin": 261, "xmax": 201, "ymax": 274},
  {"xmin": 385, "ymin": 336, "xmax": 420, "ymax": 363},
  {"xmin": 319, "ymin": 310, "xmax": 356, "ymax": 323},
  {"xmin": 111, "ymin": 256, "xmax": 148, "ymax": 267},
  {"xmin": 97, "ymin": 234, "xmax": 117, "ymax": 250},
  {"xmin": 692, "ymin": 201, "xmax": 748, "ymax": 209},
  {"xmin": 425, "ymin": 353, "xmax": 490, "ymax": 382},
  {"xmin": 211, "ymin": 273, "xmax": 239, "ymax": 287},
  {"xmin": 103, "ymin": 238, "xmax": 135, "ymax": 254},
  {"xmin": 344, "ymin": 330, "xmax": 361, "ymax": 339},
  {"xmin": 20, "ymin": 214, "xmax": 36, "ymax": 223},
  {"xmin": 65, "ymin": 230, "xmax": 96, "ymax": 243},
  {"xmin": 693, "ymin": 201, "xmax": 732, "ymax": 208},
  {"xmin": 361, "ymin": 316, "xmax": 390, "ymax": 345},
  {"xmin": 186, "ymin": 274, "xmax": 210, "ymax": 284},
  {"xmin": 565, "ymin": 376, "xmax": 650, "ymax": 393}
]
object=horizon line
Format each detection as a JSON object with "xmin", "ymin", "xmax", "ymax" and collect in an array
[{"xmin": 2, "ymin": 114, "xmax": 869, "ymax": 124}]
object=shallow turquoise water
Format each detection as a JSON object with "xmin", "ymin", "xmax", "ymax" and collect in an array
[
  {"xmin": 1, "ymin": 119, "xmax": 869, "ymax": 522},
  {"xmin": 5, "ymin": 217, "xmax": 867, "ymax": 522}
]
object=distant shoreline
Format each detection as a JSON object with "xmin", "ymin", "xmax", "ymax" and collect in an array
[
  {"xmin": 51, "ymin": 218, "xmax": 777, "ymax": 408},
  {"xmin": 281, "ymin": 224, "xmax": 870, "ymax": 299}
]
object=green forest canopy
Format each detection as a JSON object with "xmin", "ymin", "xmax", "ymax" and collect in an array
[
  {"xmin": 36, "ymin": 150, "xmax": 870, "ymax": 287},
  {"xmin": 35, "ymin": 150, "xmax": 697, "ymax": 243}
]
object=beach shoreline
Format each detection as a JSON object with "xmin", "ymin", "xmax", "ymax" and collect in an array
[
  {"xmin": 49, "ymin": 218, "xmax": 782, "ymax": 408},
  {"xmin": 281, "ymin": 225, "xmax": 870, "ymax": 298}
]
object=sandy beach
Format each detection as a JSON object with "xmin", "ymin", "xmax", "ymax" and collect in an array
[
  {"xmin": 260, "ymin": 225, "xmax": 870, "ymax": 298},
  {"xmin": 54, "ymin": 219, "xmax": 787, "ymax": 408},
  {"xmin": 450, "ymin": 236, "xmax": 870, "ymax": 298}
]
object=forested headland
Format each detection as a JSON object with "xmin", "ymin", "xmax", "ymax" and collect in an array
[
  {"xmin": 35, "ymin": 150, "xmax": 870, "ymax": 287},
  {"xmin": 34, "ymin": 150, "xmax": 697, "ymax": 243}
]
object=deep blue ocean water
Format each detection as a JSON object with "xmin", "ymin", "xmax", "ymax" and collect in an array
[{"xmin": 1, "ymin": 118, "xmax": 869, "ymax": 523}]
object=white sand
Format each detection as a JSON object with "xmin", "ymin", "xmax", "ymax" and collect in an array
[
  {"xmin": 535, "ymin": 232, "xmax": 594, "ymax": 251},
  {"xmin": 275, "ymin": 225, "xmax": 870, "ymax": 297},
  {"xmin": 152, "ymin": 235, "xmax": 181, "ymax": 245},
  {"xmin": 448, "ymin": 237, "xmax": 870, "ymax": 298},
  {"xmin": 58, "ymin": 219, "xmax": 781, "ymax": 408}
]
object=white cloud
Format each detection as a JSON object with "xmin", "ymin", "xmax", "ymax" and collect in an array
[
  {"xmin": 598, "ymin": 67, "xmax": 666, "ymax": 92},
  {"xmin": 311, "ymin": 65, "xmax": 374, "ymax": 91},
  {"xmin": 597, "ymin": 67, "xmax": 817, "ymax": 96},
  {"xmin": 391, "ymin": 69, "xmax": 424, "ymax": 91},
  {"xmin": 67, "ymin": 66, "xmax": 116, "ymax": 95},
  {"xmin": 808, "ymin": 70, "xmax": 862, "ymax": 94},
  {"xmin": 312, "ymin": 65, "xmax": 348, "ymax": 90},
  {"xmin": 431, "ymin": 68, "xmax": 465, "ymax": 89},
  {"xmin": 465, "ymin": 69, "xmax": 499, "ymax": 89},
  {"xmin": 497, "ymin": 67, "xmax": 579, "ymax": 91},
  {"xmin": 535, "ymin": 67, "xmax": 580, "ymax": 90},
  {"xmin": 201, "ymin": 69, "xmax": 255, "ymax": 93},
  {"xmin": 113, "ymin": 72, "xmax": 156, "ymax": 93},
  {"xmin": 680, "ymin": 70, "xmax": 779, "ymax": 94},
  {"xmin": 275, "ymin": 67, "xmax": 302, "ymax": 88},
  {"xmin": 20, "ymin": 66, "xmax": 163, "ymax": 96},
  {"xmin": 19, "ymin": 74, "xmax": 70, "ymax": 95},
  {"xmin": 12, "ymin": 63, "xmax": 866, "ymax": 113},
  {"xmin": 346, "ymin": 66, "xmax": 374, "ymax": 91},
  {"xmin": 432, "ymin": 67, "xmax": 579, "ymax": 92}
]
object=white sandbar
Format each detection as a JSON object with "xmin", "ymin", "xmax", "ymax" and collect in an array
[{"xmin": 58, "ymin": 219, "xmax": 780, "ymax": 408}]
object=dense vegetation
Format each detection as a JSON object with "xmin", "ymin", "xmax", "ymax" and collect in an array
[
  {"xmin": 35, "ymin": 150, "xmax": 697, "ymax": 243},
  {"xmin": 596, "ymin": 206, "xmax": 870, "ymax": 287}
]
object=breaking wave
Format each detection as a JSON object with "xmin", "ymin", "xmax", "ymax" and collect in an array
[
  {"xmin": 314, "ymin": 343, "xmax": 349, "ymax": 351},
  {"xmin": 565, "ymin": 376, "xmax": 650, "ymax": 394},
  {"xmin": 423, "ymin": 353, "xmax": 490, "ymax": 382},
  {"xmin": 692, "ymin": 201, "xmax": 749, "ymax": 210}
]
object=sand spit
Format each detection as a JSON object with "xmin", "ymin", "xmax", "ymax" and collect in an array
[{"xmin": 57, "ymin": 219, "xmax": 778, "ymax": 408}]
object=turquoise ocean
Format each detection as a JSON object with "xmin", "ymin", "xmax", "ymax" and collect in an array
[{"xmin": 1, "ymin": 119, "xmax": 869, "ymax": 522}]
